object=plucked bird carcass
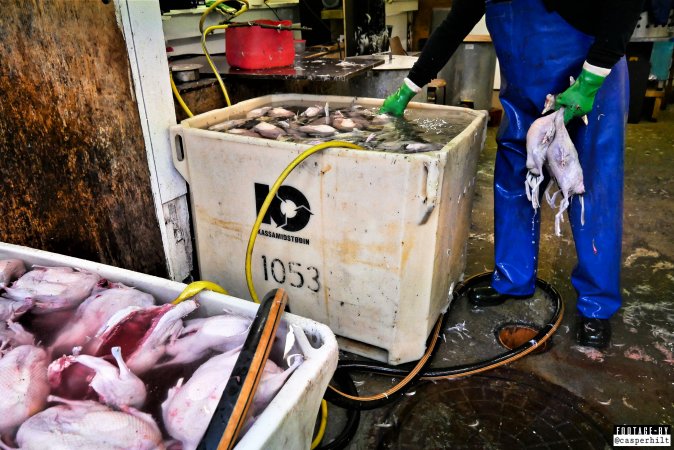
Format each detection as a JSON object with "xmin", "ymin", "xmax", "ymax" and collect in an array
[
  {"xmin": 49, "ymin": 282, "xmax": 155, "ymax": 358},
  {"xmin": 525, "ymin": 106, "xmax": 585, "ymax": 236},
  {"xmin": 8, "ymin": 396, "xmax": 164, "ymax": 450},
  {"xmin": 0, "ymin": 345, "xmax": 50, "ymax": 441}
]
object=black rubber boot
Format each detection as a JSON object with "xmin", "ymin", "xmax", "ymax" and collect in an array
[
  {"xmin": 467, "ymin": 286, "xmax": 530, "ymax": 307},
  {"xmin": 576, "ymin": 317, "xmax": 611, "ymax": 349}
]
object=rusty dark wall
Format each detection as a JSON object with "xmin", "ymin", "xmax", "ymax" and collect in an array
[{"xmin": 0, "ymin": 0, "xmax": 167, "ymax": 276}]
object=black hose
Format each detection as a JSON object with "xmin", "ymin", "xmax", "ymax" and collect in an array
[
  {"xmin": 326, "ymin": 272, "xmax": 563, "ymax": 406},
  {"xmin": 323, "ymin": 311, "xmax": 449, "ymax": 411},
  {"xmin": 315, "ymin": 371, "xmax": 362, "ymax": 450}
]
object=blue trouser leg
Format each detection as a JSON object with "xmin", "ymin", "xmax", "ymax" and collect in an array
[
  {"xmin": 568, "ymin": 60, "xmax": 628, "ymax": 318},
  {"xmin": 485, "ymin": 0, "xmax": 627, "ymax": 318}
]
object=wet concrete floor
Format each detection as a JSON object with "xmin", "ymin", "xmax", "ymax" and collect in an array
[{"xmin": 320, "ymin": 105, "xmax": 674, "ymax": 449}]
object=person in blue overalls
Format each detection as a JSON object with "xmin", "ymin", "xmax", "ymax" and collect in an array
[{"xmin": 381, "ymin": 0, "xmax": 644, "ymax": 349}]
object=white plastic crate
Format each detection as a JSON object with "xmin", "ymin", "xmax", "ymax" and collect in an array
[
  {"xmin": 0, "ymin": 241, "xmax": 338, "ymax": 450},
  {"xmin": 171, "ymin": 94, "xmax": 488, "ymax": 364}
]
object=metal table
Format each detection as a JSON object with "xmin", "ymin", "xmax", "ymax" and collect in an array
[
  {"xmin": 169, "ymin": 56, "xmax": 387, "ymax": 118},
  {"xmin": 173, "ymin": 55, "xmax": 384, "ymax": 81}
]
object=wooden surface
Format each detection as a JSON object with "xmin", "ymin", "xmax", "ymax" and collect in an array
[
  {"xmin": 464, "ymin": 34, "xmax": 492, "ymax": 43},
  {"xmin": 0, "ymin": 0, "xmax": 167, "ymax": 276}
]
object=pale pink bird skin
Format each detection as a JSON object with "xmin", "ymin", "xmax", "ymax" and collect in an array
[
  {"xmin": 48, "ymin": 346, "xmax": 147, "ymax": 410},
  {"xmin": 0, "ymin": 298, "xmax": 33, "ymax": 322},
  {"xmin": 526, "ymin": 112, "xmax": 556, "ymax": 177},
  {"xmin": 546, "ymin": 110, "xmax": 585, "ymax": 198},
  {"xmin": 49, "ymin": 283, "xmax": 155, "ymax": 358},
  {"xmin": 525, "ymin": 107, "xmax": 586, "ymax": 236},
  {"xmin": 6, "ymin": 396, "xmax": 164, "ymax": 450},
  {"xmin": 0, "ymin": 260, "xmax": 26, "ymax": 288},
  {"xmin": 0, "ymin": 345, "xmax": 50, "ymax": 441},
  {"xmin": 2, "ymin": 266, "xmax": 103, "ymax": 315},
  {"xmin": 525, "ymin": 111, "xmax": 556, "ymax": 209},
  {"xmin": 161, "ymin": 314, "xmax": 251, "ymax": 366},
  {"xmin": 161, "ymin": 350, "xmax": 302, "ymax": 450},
  {"xmin": 85, "ymin": 300, "xmax": 198, "ymax": 376},
  {"xmin": 0, "ymin": 322, "xmax": 35, "ymax": 350},
  {"xmin": 544, "ymin": 109, "xmax": 586, "ymax": 236}
]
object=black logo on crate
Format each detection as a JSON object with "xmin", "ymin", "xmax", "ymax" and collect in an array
[{"xmin": 254, "ymin": 183, "xmax": 313, "ymax": 232}]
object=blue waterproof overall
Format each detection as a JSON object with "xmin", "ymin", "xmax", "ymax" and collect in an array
[{"xmin": 485, "ymin": 0, "xmax": 629, "ymax": 319}]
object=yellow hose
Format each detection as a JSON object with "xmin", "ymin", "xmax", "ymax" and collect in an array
[
  {"xmin": 310, "ymin": 400, "xmax": 328, "ymax": 449},
  {"xmin": 199, "ymin": 0, "xmax": 249, "ymax": 108},
  {"xmin": 172, "ymin": 280, "xmax": 229, "ymax": 305},
  {"xmin": 170, "ymin": 72, "xmax": 194, "ymax": 118},
  {"xmin": 245, "ymin": 141, "xmax": 364, "ymax": 303},
  {"xmin": 241, "ymin": 141, "xmax": 361, "ymax": 448},
  {"xmin": 200, "ymin": 0, "xmax": 248, "ymax": 35},
  {"xmin": 201, "ymin": 24, "xmax": 232, "ymax": 107}
]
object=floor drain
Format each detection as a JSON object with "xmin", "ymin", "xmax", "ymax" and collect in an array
[
  {"xmin": 374, "ymin": 370, "xmax": 611, "ymax": 450},
  {"xmin": 497, "ymin": 323, "xmax": 550, "ymax": 354}
]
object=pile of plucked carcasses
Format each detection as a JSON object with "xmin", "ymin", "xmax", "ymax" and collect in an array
[{"xmin": 0, "ymin": 260, "xmax": 301, "ymax": 450}]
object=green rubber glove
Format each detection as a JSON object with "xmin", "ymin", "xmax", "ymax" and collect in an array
[
  {"xmin": 555, "ymin": 67, "xmax": 607, "ymax": 123},
  {"xmin": 380, "ymin": 82, "xmax": 417, "ymax": 117}
]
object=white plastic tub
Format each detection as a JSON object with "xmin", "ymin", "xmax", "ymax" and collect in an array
[
  {"xmin": 171, "ymin": 94, "xmax": 488, "ymax": 364},
  {"xmin": 0, "ymin": 241, "xmax": 338, "ymax": 450}
]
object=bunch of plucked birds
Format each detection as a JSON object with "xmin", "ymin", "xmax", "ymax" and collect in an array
[
  {"xmin": 0, "ymin": 259, "xmax": 301, "ymax": 450},
  {"xmin": 525, "ymin": 94, "xmax": 586, "ymax": 236}
]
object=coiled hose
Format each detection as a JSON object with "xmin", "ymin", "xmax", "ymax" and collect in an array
[{"xmin": 324, "ymin": 272, "xmax": 564, "ymax": 411}]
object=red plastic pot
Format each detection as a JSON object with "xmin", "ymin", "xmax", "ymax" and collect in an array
[{"xmin": 225, "ymin": 20, "xmax": 295, "ymax": 70}]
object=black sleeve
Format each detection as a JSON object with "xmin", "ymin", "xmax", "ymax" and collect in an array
[
  {"xmin": 407, "ymin": 0, "xmax": 485, "ymax": 88},
  {"xmin": 586, "ymin": 0, "xmax": 645, "ymax": 68}
]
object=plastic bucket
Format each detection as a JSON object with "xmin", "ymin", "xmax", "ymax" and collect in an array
[{"xmin": 226, "ymin": 20, "xmax": 295, "ymax": 70}]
